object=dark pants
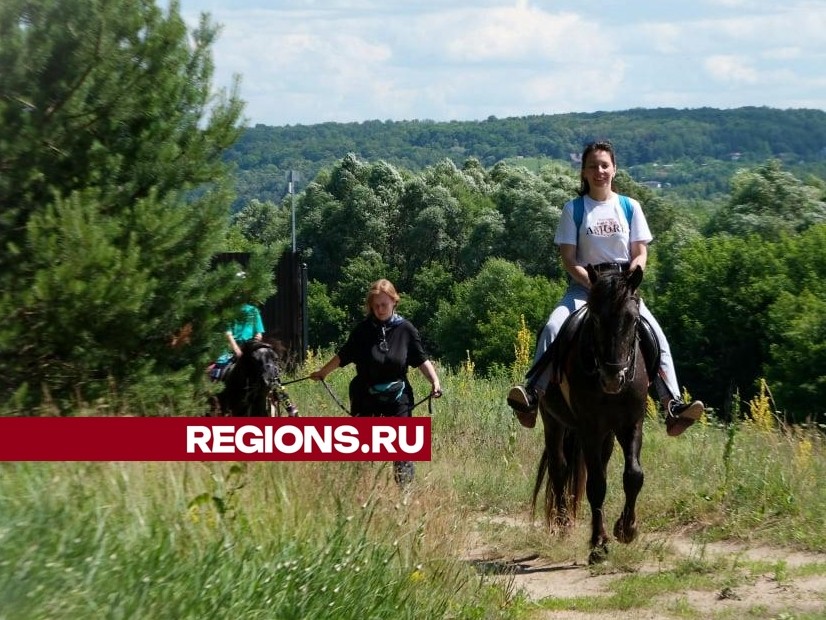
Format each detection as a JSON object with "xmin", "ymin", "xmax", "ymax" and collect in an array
[{"xmin": 350, "ymin": 381, "xmax": 415, "ymax": 488}]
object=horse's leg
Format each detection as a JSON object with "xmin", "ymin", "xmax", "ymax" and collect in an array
[
  {"xmin": 251, "ymin": 388, "xmax": 270, "ymax": 417},
  {"xmin": 613, "ymin": 420, "xmax": 644, "ymax": 544},
  {"xmin": 271, "ymin": 380, "xmax": 299, "ymax": 417},
  {"xmin": 549, "ymin": 425, "xmax": 574, "ymax": 533},
  {"xmin": 534, "ymin": 415, "xmax": 559, "ymax": 530},
  {"xmin": 582, "ymin": 433, "xmax": 611, "ymax": 564},
  {"xmin": 534, "ymin": 410, "xmax": 576, "ymax": 534},
  {"xmin": 544, "ymin": 393, "xmax": 585, "ymax": 532},
  {"xmin": 214, "ymin": 389, "xmax": 230, "ymax": 416}
]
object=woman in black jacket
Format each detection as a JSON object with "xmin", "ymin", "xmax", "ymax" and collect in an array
[{"xmin": 311, "ymin": 278, "xmax": 442, "ymax": 487}]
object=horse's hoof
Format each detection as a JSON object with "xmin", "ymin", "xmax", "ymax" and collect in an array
[
  {"xmin": 550, "ymin": 515, "xmax": 573, "ymax": 536},
  {"xmin": 613, "ymin": 520, "xmax": 638, "ymax": 544},
  {"xmin": 588, "ymin": 545, "xmax": 609, "ymax": 565}
]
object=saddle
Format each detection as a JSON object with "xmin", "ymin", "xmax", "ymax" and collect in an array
[
  {"xmin": 209, "ymin": 360, "xmax": 235, "ymax": 382},
  {"xmin": 527, "ymin": 307, "xmax": 660, "ymax": 387},
  {"xmin": 210, "ymin": 341, "xmax": 272, "ymax": 382}
]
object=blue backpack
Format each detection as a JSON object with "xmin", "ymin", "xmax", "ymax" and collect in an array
[{"xmin": 572, "ymin": 194, "xmax": 634, "ymax": 236}]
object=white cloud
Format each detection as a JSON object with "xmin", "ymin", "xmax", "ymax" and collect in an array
[
  {"xmin": 637, "ymin": 23, "xmax": 682, "ymax": 55},
  {"xmin": 178, "ymin": 0, "xmax": 826, "ymax": 125},
  {"xmin": 761, "ymin": 47, "xmax": 802, "ymax": 61},
  {"xmin": 441, "ymin": 7, "xmax": 586, "ymax": 63},
  {"xmin": 704, "ymin": 55, "xmax": 759, "ymax": 85}
]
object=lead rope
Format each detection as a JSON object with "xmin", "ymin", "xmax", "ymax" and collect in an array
[
  {"xmin": 280, "ymin": 375, "xmax": 312, "ymax": 386},
  {"xmin": 280, "ymin": 374, "xmax": 439, "ymax": 416},
  {"xmin": 321, "ymin": 378, "xmax": 351, "ymax": 415},
  {"xmin": 410, "ymin": 392, "xmax": 440, "ymax": 416},
  {"xmin": 319, "ymin": 380, "xmax": 440, "ymax": 417}
]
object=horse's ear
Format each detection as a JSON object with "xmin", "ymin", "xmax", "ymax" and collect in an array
[
  {"xmin": 628, "ymin": 265, "xmax": 644, "ymax": 290},
  {"xmin": 586, "ymin": 264, "xmax": 599, "ymax": 284}
]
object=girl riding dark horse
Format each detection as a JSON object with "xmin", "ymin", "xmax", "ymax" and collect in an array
[
  {"xmin": 534, "ymin": 264, "xmax": 648, "ymax": 564},
  {"xmin": 216, "ymin": 339, "xmax": 298, "ymax": 417}
]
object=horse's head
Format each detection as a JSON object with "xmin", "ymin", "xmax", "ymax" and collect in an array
[
  {"xmin": 239, "ymin": 340, "xmax": 280, "ymax": 390},
  {"xmin": 586, "ymin": 265, "xmax": 643, "ymax": 394}
]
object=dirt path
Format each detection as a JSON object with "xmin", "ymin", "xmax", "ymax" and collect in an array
[{"xmin": 463, "ymin": 515, "xmax": 826, "ymax": 619}]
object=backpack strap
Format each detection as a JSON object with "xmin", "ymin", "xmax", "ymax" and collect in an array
[
  {"xmin": 573, "ymin": 195, "xmax": 585, "ymax": 233},
  {"xmin": 618, "ymin": 194, "xmax": 634, "ymax": 227},
  {"xmin": 573, "ymin": 194, "xmax": 634, "ymax": 237}
]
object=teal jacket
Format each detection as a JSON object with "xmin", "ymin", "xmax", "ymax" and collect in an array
[{"xmin": 216, "ymin": 304, "xmax": 264, "ymax": 364}]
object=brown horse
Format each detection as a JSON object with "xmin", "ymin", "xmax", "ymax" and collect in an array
[
  {"xmin": 534, "ymin": 265, "xmax": 648, "ymax": 564},
  {"xmin": 215, "ymin": 339, "xmax": 298, "ymax": 417}
]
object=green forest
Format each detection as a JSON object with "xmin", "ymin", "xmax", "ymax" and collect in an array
[
  {"xmin": 2, "ymin": 0, "xmax": 826, "ymax": 424},
  {"xmin": 227, "ymin": 107, "xmax": 826, "ymax": 209},
  {"xmin": 232, "ymin": 154, "xmax": 826, "ymax": 424}
]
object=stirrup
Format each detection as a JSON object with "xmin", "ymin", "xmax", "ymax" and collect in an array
[
  {"xmin": 507, "ymin": 386, "xmax": 537, "ymax": 428},
  {"xmin": 513, "ymin": 408, "xmax": 537, "ymax": 429},
  {"xmin": 507, "ymin": 385, "xmax": 537, "ymax": 413},
  {"xmin": 667, "ymin": 399, "xmax": 704, "ymax": 421},
  {"xmin": 665, "ymin": 400, "xmax": 703, "ymax": 437}
]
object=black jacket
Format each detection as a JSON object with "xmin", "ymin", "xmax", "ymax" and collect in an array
[{"xmin": 337, "ymin": 314, "xmax": 428, "ymax": 415}]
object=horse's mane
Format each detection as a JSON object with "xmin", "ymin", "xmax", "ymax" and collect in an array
[
  {"xmin": 240, "ymin": 339, "xmax": 270, "ymax": 354},
  {"xmin": 588, "ymin": 271, "xmax": 637, "ymax": 313},
  {"xmin": 239, "ymin": 338, "xmax": 285, "ymax": 358},
  {"xmin": 257, "ymin": 336, "xmax": 288, "ymax": 356},
  {"xmin": 237, "ymin": 336, "xmax": 296, "ymax": 375}
]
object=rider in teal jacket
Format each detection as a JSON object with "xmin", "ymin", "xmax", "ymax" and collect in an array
[
  {"xmin": 216, "ymin": 303, "xmax": 265, "ymax": 364},
  {"xmin": 210, "ymin": 303, "xmax": 264, "ymax": 379}
]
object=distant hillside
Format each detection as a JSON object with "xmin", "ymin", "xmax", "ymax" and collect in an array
[{"xmin": 226, "ymin": 107, "xmax": 826, "ymax": 209}]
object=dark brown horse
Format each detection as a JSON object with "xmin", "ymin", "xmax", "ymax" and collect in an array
[
  {"xmin": 216, "ymin": 339, "xmax": 298, "ymax": 417},
  {"xmin": 534, "ymin": 265, "xmax": 648, "ymax": 564}
]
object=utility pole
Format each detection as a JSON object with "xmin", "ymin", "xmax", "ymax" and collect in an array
[
  {"xmin": 286, "ymin": 169, "xmax": 307, "ymax": 363},
  {"xmin": 288, "ymin": 170, "xmax": 296, "ymax": 253}
]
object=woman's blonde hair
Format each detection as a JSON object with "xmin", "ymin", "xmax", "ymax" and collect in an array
[{"xmin": 364, "ymin": 278, "xmax": 400, "ymax": 314}]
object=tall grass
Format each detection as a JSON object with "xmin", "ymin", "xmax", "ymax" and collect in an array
[
  {"xmin": 0, "ymin": 458, "xmax": 512, "ymax": 619},
  {"xmin": 1, "ymin": 355, "xmax": 825, "ymax": 618}
]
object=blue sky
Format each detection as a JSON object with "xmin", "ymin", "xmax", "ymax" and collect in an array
[{"xmin": 177, "ymin": 0, "xmax": 826, "ymax": 127}]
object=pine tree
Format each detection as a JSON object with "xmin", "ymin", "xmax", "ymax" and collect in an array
[{"xmin": 0, "ymin": 0, "xmax": 247, "ymax": 412}]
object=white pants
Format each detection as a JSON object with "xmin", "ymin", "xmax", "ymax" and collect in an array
[{"xmin": 530, "ymin": 282, "xmax": 681, "ymax": 401}]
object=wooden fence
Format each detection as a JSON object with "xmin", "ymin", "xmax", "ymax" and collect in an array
[{"xmin": 214, "ymin": 250, "xmax": 307, "ymax": 369}]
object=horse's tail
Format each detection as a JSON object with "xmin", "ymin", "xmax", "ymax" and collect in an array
[
  {"xmin": 531, "ymin": 445, "xmax": 551, "ymax": 518},
  {"xmin": 532, "ymin": 413, "xmax": 586, "ymax": 530}
]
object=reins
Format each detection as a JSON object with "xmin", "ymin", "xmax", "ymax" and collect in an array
[
  {"xmin": 587, "ymin": 322, "xmax": 641, "ymax": 383},
  {"xmin": 584, "ymin": 284, "xmax": 642, "ymax": 386}
]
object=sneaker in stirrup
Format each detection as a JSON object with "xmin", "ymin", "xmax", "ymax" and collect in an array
[
  {"xmin": 665, "ymin": 399, "xmax": 704, "ymax": 437},
  {"xmin": 507, "ymin": 385, "xmax": 538, "ymax": 428}
]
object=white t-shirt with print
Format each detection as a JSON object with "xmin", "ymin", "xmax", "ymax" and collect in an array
[{"xmin": 553, "ymin": 194, "xmax": 652, "ymax": 266}]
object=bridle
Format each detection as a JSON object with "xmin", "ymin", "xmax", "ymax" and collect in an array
[
  {"xmin": 238, "ymin": 342, "xmax": 279, "ymax": 403},
  {"xmin": 587, "ymin": 292, "xmax": 641, "ymax": 392}
]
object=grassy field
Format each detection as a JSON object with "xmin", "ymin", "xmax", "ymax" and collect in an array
[{"xmin": 1, "ymin": 358, "xmax": 825, "ymax": 619}]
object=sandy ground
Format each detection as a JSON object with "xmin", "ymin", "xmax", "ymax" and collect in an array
[{"xmin": 462, "ymin": 515, "xmax": 826, "ymax": 619}]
